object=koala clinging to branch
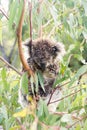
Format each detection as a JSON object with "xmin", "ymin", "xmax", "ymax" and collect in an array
[{"xmin": 19, "ymin": 38, "xmax": 65, "ymax": 112}]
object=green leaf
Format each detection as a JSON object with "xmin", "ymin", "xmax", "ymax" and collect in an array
[
  {"xmin": 9, "ymin": 0, "xmax": 18, "ymax": 29},
  {"xmin": 49, "ymin": 5, "xmax": 58, "ymax": 25},
  {"xmin": 37, "ymin": 98, "xmax": 48, "ymax": 118},
  {"xmin": 20, "ymin": 72, "xmax": 28, "ymax": 95},
  {"xmin": 34, "ymin": 72, "xmax": 39, "ymax": 92},
  {"xmin": 69, "ymin": 65, "xmax": 87, "ymax": 86},
  {"xmin": 37, "ymin": 98, "xmax": 44, "ymax": 117},
  {"xmin": 10, "ymin": 125, "xmax": 21, "ymax": 130},
  {"xmin": 15, "ymin": 0, "xmax": 23, "ymax": 27},
  {"xmin": 1, "ymin": 68, "xmax": 8, "ymax": 90},
  {"xmin": 67, "ymin": 13, "xmax": 74, "ymax": 28},
  {"xmin": 43, "ymin": 101, "xmax": 49, "ymax": 116},
  {"xmin": 82, "ymin": 0, "xmax": 87, "ymax": 15},
  {"xmin": 9, "ymin": 0, "xmax": 23, "ymax": 29},
  {"xmin": 30, "ymin": 75, "xmax": 34, "ymax": 94},
  {"xmin": 0, "ymin": 105, "xmax": 9, "ymax": 130},
  {"xmin": 1, "ymin": 68, "xmax": 6, "ymax": 80},
  {"xmin": 83, "ymin": 119, "xmax": 87, "ymax": 130},
  {"xmin": 37, "ymin": 71, "xmax": 45, "ymax": 92},
  {"xmin": 61, "ymin": 114, "xmax": 72, "ymax": 123},
  {"xmin": 82, "ymin": 43, "xmax": 87, "ymax": 61},
  {"xmin": 75, "ymin": 124, "xmax": 81, "ymax": 130}
]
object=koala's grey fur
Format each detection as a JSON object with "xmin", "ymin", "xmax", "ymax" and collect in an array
[{"xmin": 18, "ymin": 38, "xmax": 65, "ymax": 112}]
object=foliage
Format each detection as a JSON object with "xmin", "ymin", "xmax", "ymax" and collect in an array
[{"xmin": 0, "ymin": 0, "xmax": 87, "ymax": 130}]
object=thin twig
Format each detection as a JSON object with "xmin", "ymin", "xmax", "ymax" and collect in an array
[
  {"xmin": 42, "ymin": 19, "xmax": 53, "ymax": 28},
  {"xmin": 48, "ymin": 78, "xmax": 85, "ymax": 105},
  {"xmin": 39, "ymin": 120, "xmax": 60, "ymax": 130},
  {"xmin": 66, "ymin": 115, "xmax": 87, "ymax": 129},
  {"xmin": 47, "ymin": 26, "xmax": 56, "ymax": 38},
  {"xmin": 47, "ymin": 81, "xmax": 70, "ymax": 105},
  {"xmin": 0, "ymin": 56, "xmax": 22, "ymax": 75},
  {"xmin": 47, "ymin": 86, "xmax": 61, "ymax": 105},
  {"xmin": 0, "ymin": 6, "xmax": 9, "ymax": 20},
  {"xmin": 0, "ymin": 5, "xmax": 16, "ymax": 28},
  {"xmin": 53, "ymin": 112, "xmax": 68, "ymax": 116},
  {"xmin": 53, "ymin": 112, "xmax": 83, "ymax": 121},
  {"xmin": 49, "ymin": 88, "xmax": 83, "ymax": 104},
  {"xmin": 60, "ymin": 80, "xmax": 70, "ymax": 87}
]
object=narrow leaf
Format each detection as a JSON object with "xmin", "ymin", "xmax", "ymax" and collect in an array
[
  {"xmin": 20, "ymin": 72, "xmax": 28, "ymax": 95},
  {"xmin": 9, "ymin": 0, "xmax": 18, "ymax": 29},
  {"xmin": 30, "ymin": 75, "xmax": 34, "ymax": 94},
  {"xmin": 38, "ymin": 71, "xmax": 45, "ymax": 92},
  {"xmin": 69, "ymin": 65, "xmax": 87, "ymax": 86},
  {"xmin": 34, "ymin": 72, "xmax": 39, "ymax": 92},
  {"xmin": 83, "ymin": 119, "xmax": 87, "ymax": 130}
]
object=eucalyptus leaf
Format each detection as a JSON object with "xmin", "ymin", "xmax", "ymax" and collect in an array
[
  {"xmin": 37, "ymin": 71, "xmax": 45, "ymax": 92},
  {"xmin": 30, "ymin": 75, "xmax": 35, "ymax": 94},
  {"xmin": 69, "ymin": 65, "xmax": 87, "ymax": 86},
  {"xmin": 83, "ymin": 119, "xmax": 87, "ymax": 130},
  {"xmin": 75, "ymin": 124, "xmax": 81, "ymax": 130},
  {"xmin": 49, "ymin": 5, "xmax": 58, "ymax": 25},
  {"xmin": 81, "ymin": 0, "xmax": 87, "ymax": 15},
  {"xmin": 20, "ymin": 72, "xmax": 28, "ymax": 95},
  {"xmin": 37, "ymin": 98, "xmax": 49, "ymax": 118},
  {"xmin": 34, "ymin": 72, "xmax": 39, "ymax": 92},
  {"xmin": 61, "ymin": 114, "xmax": 72, "ymax": 123},
  {"xmin": 9, "ymin": 0, "xmax": 18, "ymax": 29},
  {"xmin": 9, "ymin": 0, "xmax": 23, "ymax": 29},
  {"xmin": 1, "ymin": 68, "xmax": 8, "ymax": 90},
  {"xmin": 37, "ymin": 98, "xmax": 44, "ymax": 117},
  {"xmin": 15, "ymin": 0, "xmax": 23, "ymax": 27}
]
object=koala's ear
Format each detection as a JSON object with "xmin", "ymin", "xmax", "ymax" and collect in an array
[
  {"xmin": 25, "ymin": 39, "xmax": 32, "ymax": 47},
  {"xmin": 57, "ymin": 42, "xmax": 66, "ymax": 56}
]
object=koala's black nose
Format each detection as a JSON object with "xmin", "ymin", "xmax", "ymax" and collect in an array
[
  {"xmin": 40, "ymin": 63, "xmax": 46, "ymax": 72},
  {"xmin": 33, "ymin": 59, "xmax": 46, "ymax": 72}
]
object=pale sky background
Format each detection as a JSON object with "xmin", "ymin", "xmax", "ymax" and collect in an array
[{"xmin": 1, "ymin": 0, "xmax": 9, "ymax": 12}]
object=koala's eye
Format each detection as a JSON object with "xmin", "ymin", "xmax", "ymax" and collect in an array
[
  {"xmin": 52, "ymin": 46, "xmax": 58, "ymax": 52},
  {"xmin": 52, "ymin": 46, "xmax": 58, "ymax": 55}
]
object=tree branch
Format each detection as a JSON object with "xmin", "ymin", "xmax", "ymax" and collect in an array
[
  {"xmin": 17, "ymin": 0, "xmax": 34, "ymax": 76},
  {"xmin": 0, "ymin": 56, "xmax": 22, "ymax": 76},
  {"xmin": 48, "ymin": 88, "xmax": 83, "ymax": 104},
  {"xmin": 66, "ymin": 115, "xmax": 87, "ymax": 129}
]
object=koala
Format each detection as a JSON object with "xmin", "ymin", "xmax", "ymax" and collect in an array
[{"xmin": 18, "ymin": 38, "xmax": 65, "ymax": 112}]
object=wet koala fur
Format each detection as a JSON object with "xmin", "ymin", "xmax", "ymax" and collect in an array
[{"xmin": 19, "ymin": 38, "xmax": 65, "ymax": 112}]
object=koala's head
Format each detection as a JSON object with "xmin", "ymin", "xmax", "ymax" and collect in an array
[{"xmin": 26, "ymin": 38, "xmax": 65, "ymax": 78}]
